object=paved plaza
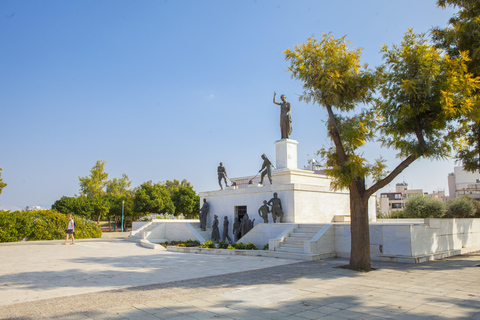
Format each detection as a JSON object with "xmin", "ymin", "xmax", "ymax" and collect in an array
[{"xmin": 0, "ymin": 238, "xmax": 479, "ymax": 320}]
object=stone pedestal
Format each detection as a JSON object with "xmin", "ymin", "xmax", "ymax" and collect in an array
[{"xmin": 274, "ymin": 139, "xmax": 298, "ymax": 170}]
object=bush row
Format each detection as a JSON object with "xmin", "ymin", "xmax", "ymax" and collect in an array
[
  {"xmin": 380, "ymin": 195, "xmax": 480, "ymax": 219},
  {"xmin": 0, "ymin": 210, "xmax": 102, "ymax": 242}
]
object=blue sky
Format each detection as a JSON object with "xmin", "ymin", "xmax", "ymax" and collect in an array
[{"xmin": 1, "ymin": 0, "xmax": 459, "ymax": 210}]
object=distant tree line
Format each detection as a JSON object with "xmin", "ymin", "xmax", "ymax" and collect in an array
[{"xmin": 51, "ymin": 160, "xmax": 200, "ymax": 228}]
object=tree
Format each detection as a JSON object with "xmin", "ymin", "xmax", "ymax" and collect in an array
[
  {"xmin": 78, "ymin": 160, "xmax": 110, "ymax": 223},
  {"xmin": 445, "ymin": 196, "xmax": 476, "ymax": 217},
  {"xmin": 106, "ymin": 174, "xmax": 132, "ymax": 197},
  {"xmin": 52, "ymin": 196, "xmax": 79, "ymax": 214},
  {"xmin": 404, "ymin": 195, "xmax": 447, "ymax": 218},
  {"xmin": 133, "ymin": 181, "xmax": 175, "ymax": 216},
  {"xmin": 0, "ymin": 168, "xmax": 7, "ymax": 194},
  {"xmin": 79, "ymin": 160, "xmax": 109, "ymax": 198},
  {"xmin": 164, "ymin": 179, "xmax": 200, "ymax": 218},
  {"xmin": 432, "ymin": 0, "xmax": 480, "ymax": 172},
  {"xmin": 284, "ymin": 31, "xmax": 479, "ymax": 271}
]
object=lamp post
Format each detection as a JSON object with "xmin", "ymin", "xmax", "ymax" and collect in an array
[{"xmin": 121, "ymin": 200, "xmax": 125, "ymax": 232}]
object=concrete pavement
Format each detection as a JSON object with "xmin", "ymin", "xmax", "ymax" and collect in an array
[{"xmin": 0, "ymin": 239, "xmax": 479, "ymax": 319}]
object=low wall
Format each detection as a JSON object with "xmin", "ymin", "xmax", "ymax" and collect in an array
[{"xmin": 335, "ymin": 219, "xmax": 480, "ymax": 263}]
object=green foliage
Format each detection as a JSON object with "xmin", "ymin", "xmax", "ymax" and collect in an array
[
  {"xmin": 284, "ymin": 34, "xmax": 377, "ymax": 111},
  {"xmin": 377, "ymin": 210, "xmax": 405, "ymax": 219},
  {"xmin": 227, "ymin": 245, "xmax": 236, "ymax": 250},
  {"xmin": 263, "ymin": 244, "xmax": 269, "ymax": 250},
  {"xmin": 378, "ymin": 30, "xmax": 479, "ymax": 160},
  {"xmin": 0, "ymin": 210, "xmax": 101, "ymax": 242},
  {"xmin": 0, "ymin": 167, "xmax": 7, "ymax": 195},
  {"xmin": 246, "ymin": 242, "xmax": 258, "ymax": 250},
  {"xmin": 403, "ymin": 195, "xmax": 447, "ymax": 218},
  {"xmin": 432, "ymin": 0, "xmax": 480, "ymax": 173},
  {"xmin": 106, "ymin": 174, "xmax": 132, "ymax": 197},
  {"xmin": 217, "ymin": 240, "xmax": 229, "ymax": 249},
  {"xmin": 200, "ymin": 240, "xmax": 216, "ymax": 248},
  {"xmin": 79, "ymin": 160, "xmax": 109, "ymax": 198},
  {"xmin": 133, "ymin": 181, "xmax": 175, "ymax": 215},
  {"xmin": 166, "ymin": 179, "xmax": 200, "ymax": 218},
  {"xmin": 445, "ymin": 196, "xmax": 476, "ymax": 218},
  {"xmin": 235, "ymin": 242, "xmax": 246, "ymax": 249}
]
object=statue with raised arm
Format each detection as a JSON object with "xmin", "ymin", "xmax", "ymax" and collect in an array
[
  {"xmin": 199, "ymin": 198, "xmax": 209, "ymax": 231},
  {"xmin": 267, "ymin": 192, "xmax": 284, "ymax": 223},
  {"xmin": 273, "ymin": 92, "xmax": 292, "ymax": 139},
  {"xmin": 217, "ymin": 162, "xmax": 229, "ymax": 190}
]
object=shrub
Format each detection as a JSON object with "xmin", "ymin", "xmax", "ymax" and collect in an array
[
  {"xmin": 200, "ymin": 240, "xmax": 216, "ymax": 248},
  {"xmin": 227, "ymin": 245, "xmax": 236, "ymax": 250},
  {"xmin": 184, "ymin": 239, "xmax": 200, "ymax": 247},
  {"xmin": 246, "ymin": 242, "xmax": 258, "ymax": 250},
  {"xmin": 445, "ymin": 196, "xmax": 476, "ymax": 218},
  {"xmin": 0, "ymin": 210, "xmax": 101, "ymax": 242},
  {"xmin": 217, "ymin": 240, "xmax": 229, "ymax": 249},
  {"xmin": 235, "ymin": 242, "xmax": 246, "ymax": 249},
  {"xmin": 403, "ymin": 195, "xmax": 446, "ymax": 218},
  {"xmin": 263, "ymin": 244, "xmax": 269, "ymax": 250}
]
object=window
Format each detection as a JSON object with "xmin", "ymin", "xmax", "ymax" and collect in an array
[{"xmin": 235, "ymin": 206, "xmax": 247, "ymax": 222}]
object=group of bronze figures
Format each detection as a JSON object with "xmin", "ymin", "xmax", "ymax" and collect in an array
[
  {"xmin": 198, "ymin": 192, "xmax": 284, "ymax": 243},
  {"xmin": 201, "ymin": 92, "xmax": 290, "ymax": 243},
  {"xmin": 217, "ymin": 154, "xmax": 275, "ymax": 190},
  {"xmin": 216, "ymin": 92, "xmax": 292, "ymax": 190}
]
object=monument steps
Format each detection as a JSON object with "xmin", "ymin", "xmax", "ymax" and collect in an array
[
  {"xmin": 191, "ymin": 223, "xmax": 212, "ymax": 242},
  {"xmin": 126, "ymin": 221, "xmax": 163, "ymax": 241},
  {"xmin": 275, "ymin": 224, "xmax": 323, "ymax": 254}
]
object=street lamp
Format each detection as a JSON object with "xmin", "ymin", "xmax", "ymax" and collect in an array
[{"xmin": 121, "ymin": 200, "xmax": 125, "ymax": 232}]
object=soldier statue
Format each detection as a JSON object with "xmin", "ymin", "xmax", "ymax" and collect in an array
[{"xmin": 217, "ymin": 162, "xmax": 229, "ymax": 190}]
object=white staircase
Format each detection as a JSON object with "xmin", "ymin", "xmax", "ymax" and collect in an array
[
  {"xmin": 275, "ymin": 224, "xmax": 321, "ymax": 254},
  {"xmin": 190, "ymin": 222, "xmax": 212, "ymax": 242},
  {"xmin": 126, "ymin": 221, "xmax": 162, "ymax": 242}
]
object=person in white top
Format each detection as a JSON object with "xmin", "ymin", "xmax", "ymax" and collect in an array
[{"xmin": 63, "ymin": 214, "xmax": 75, "ymax": 245}]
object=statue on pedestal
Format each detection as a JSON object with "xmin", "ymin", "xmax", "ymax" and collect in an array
[
  {"xmin": 217, "ymin": 162, "xmax": 229, "ymax": 190},
  {"xmin": 273, "ymin": 92, "xmax": 292, "ymax": 139},
  {"xmin": 258, "ymin": 200, "xmax": 270, "ymax": 223},
  {"xmin": 259, "ymin": 154, "xmax": 275, "ymax": 186},
  {"xmin": 199, "ymin": 199, "xmax": 209, "ymax": 231},
  {"xmin": 267, "ymin": 192, "xmax": 284, "ymax": 223}
]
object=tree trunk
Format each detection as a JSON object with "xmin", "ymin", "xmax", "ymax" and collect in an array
[{"xmin": 349, "ymin": 183, "xmax": 371, "ymax": 271}]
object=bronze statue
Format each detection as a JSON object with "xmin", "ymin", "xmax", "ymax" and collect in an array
[
  {"xmin": 199, "ymin": 199, "xmax": 209, "ymax": 231},
  {"xmin": 222, "ymin": 216, "xmax": 232, "ymax": 243},
  {"xmin": 240, "ymin": 213, "xmax": 254, "ymax": 237},
  {"xmin": 259, "ymin": 154, "xmax": 275, "ymax": 185},
  {"xmin": 217, "ymin": 162, "xmax": 229, "ymax": 190},
  {"xmin": 211, "ymin": 215, "xmax": 220, "ymax": 243},
  {"xmin": 273, "ymin": 92, "xmax": 292, "ymax": 139},
  {"xmin": 233, "ymin": 217, "xmax": 241, "ymax": 242},
  {"xmin": 258, "ymin": 200, "xmax": 270, "ymax": 223},
  {"xmin": 267, "ymin": 192, "xmax": 284, "ymax": 223}
]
